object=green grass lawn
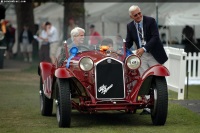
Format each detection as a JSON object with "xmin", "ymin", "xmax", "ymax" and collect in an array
[
  {"xmin": 168, "ymin": 85, "xmax": 200, "ymax": 100},
  {"xmin": 0, "ymin": 64, "xmax": 200, "ymax": 133}
]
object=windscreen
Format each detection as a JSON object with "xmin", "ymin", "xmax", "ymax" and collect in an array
[{"xmin": 65, "ymin": 36, "xmax": 125, "ymax": 55}]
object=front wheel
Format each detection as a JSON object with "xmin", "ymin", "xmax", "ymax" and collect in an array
[
  {"xmin": 56, "ymin": 78, "xmax": 71, "ymax": 128},
  {"xmin": 150, "ymin": 76, "xmax": 168, "ymax": 125}
]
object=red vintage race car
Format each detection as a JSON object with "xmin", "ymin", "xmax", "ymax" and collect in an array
[{"xmin": 38, "ymin": 36, "xmax": 170, "ymax": 128}]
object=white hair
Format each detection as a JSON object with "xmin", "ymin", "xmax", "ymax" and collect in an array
[
  {"xmin": 129, "ymin": 5, "xmax": 140, "ymax": 16},
  {"xmin": 71, "ymin": 27, "xmax": 85, "ymax": 41}
]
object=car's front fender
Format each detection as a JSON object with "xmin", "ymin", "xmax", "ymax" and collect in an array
[
  {"xmin": 128, "ymin": 65, "xmax": 170, "ymax": 101},
  {"xmin": 39, "ymin": 62, "xmax": 54, "ymax": 98},
  {"xmin": 141, "ymin": 65, "xmax": 170, "ymax": 80},
  {"xmin": 39, "ymin": 62, "xmax": 54, "ymax": 80},
  {"xmin": 55, "ymin": 68, "xmax": 75, "ymax": 78}
]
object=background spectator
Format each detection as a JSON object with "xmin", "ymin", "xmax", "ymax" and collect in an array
[
  {"xmin": 38, "ymin": 22, "xmax": 51, "ymax": 62},
  {"xmin": 45, "ymin": 21, "xmax": 59, "ymax": 63},
  {"xmin": 19, "ymin": 24, "xmax": 33, "ymax": 62},
  {"xmin": 66, "ymin": 18, "xmax": 77, "ymax": 44},
  {"xmin": 67, "ymin": 18, "xmax": 77, "ymax": 39},
  {"xmin": 181, "ymin": 25, "xmax": 198, "ymax": 53},
  {"xmin": 89, "ymin": 24, "xmax": 102, "ymax": 45},
  {"xmin": 6, "ymin": 22, "xmax": 16, "ymax": 59}
]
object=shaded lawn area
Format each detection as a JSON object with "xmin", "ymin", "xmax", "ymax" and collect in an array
[{"xmin": 0, "ymin": 67, "xmax": 200, "ymax": 133}]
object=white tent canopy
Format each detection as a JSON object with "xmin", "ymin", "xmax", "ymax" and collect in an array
[
  {"xmin": 86, "ymin": 2, "xmax": 200, "ymax": 26},
  {"xmin": 5, "ymin": 2, "xmax": 200, "ymax": 54},
  {"xmin": 34, "ymin": 2, "xmax": 64, "ymax": 40},
  {"xmin": 86, "ymin": 2, "xmax": 200, "ymax": 42},
  {"xmin": 151, "ymin": 3, "xmax": 200, "ymax": 26},
  {"xmin": 33, "ymin": 2, "xmax": 200, "ymax": 42},
  {"xmin": 86, "ymin": 3, "xmax": 159, "ymax": 23},
  {"xmin": 85, "ymin": 2, "xmax": 159, "ymax": 38},
  {"xmin": 34, "ymin": 2, "xmax": 64, "ymax": 22},
  {"xmin": 152, "ymin": 3, "xmax": 200, "ymax": 43}
]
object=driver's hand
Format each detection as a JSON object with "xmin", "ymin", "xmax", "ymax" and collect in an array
[{"xmin": 136, "ymin": 48, "xmax": 144, "ymax": 57}]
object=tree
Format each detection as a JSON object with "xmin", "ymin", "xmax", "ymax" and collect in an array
[
  {"xmin": 63, "ymin": 1, "xmax": 85, "ymax": 40},
  {"xmin": 15, "ymin": 2, "xmax": 35, "ymax": 57},
  {"xmin": 15, "ymin": 1, "xmax": 85, "ymax": 58}
]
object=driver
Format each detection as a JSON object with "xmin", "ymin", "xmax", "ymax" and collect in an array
[
  {"xmin": 58, "ymin": 27, "xmax": 85, "ymax": 66},
  {"xmin": 67, "ymin": 27, "xmax": 85, "ymax": 49}
]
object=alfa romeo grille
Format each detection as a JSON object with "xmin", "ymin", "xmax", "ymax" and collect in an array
[{"xmin": 95, "ymin": 58, "xmax": 125, "ymax": 99}]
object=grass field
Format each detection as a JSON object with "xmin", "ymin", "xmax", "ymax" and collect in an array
[{"xmin": 0, "ymin": 64, "xmax": 200, "ymax": 133}]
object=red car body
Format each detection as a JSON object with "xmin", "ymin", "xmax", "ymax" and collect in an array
[{"xmin": 38, "ymin": 36, "xmax": 169, "ymax": 128}]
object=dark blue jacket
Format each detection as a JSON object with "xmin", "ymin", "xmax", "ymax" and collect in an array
[{"xmin": 126, "ymin": 16, "xmax": 168, "ymax": 64}]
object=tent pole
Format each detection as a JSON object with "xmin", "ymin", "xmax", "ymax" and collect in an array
[
  {"xmin": 101, "ymin": 14, "xmax": 104, "ymax": 36},
  {"xmin": 117, "ymin": 22, "xmax": 120, "ymax": 34},
  {"xmin": 156, "ymin": 2, "xmax": 158, "ymax": 25},
  {"xmin": 166, "ymin": 26, "xmax": 169, "ymax": 47},
  {"xmin": 102, "ymin": 22, "xmax": 104, "ymax": 36},
  {"xmin": 193, "ymin": 25, "xmax": 195, "ymax": 42}
]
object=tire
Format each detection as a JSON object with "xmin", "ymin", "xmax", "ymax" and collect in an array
[
  {"xmin": 150, "ymin": 76, "xmax": 168, "ymax": 125},
  {"xmin": 56, "ymin": 78, "xmax": 71, "ymax": 128},
  {"xmin": 40, "ymin": 76, "xmax": 53, "ymax": 116}
]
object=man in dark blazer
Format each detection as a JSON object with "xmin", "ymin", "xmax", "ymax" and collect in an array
[
  {"xmin": 126, "ymin": 5, "xmax": 168, "ymax": 75},
  {"xmin": 126, "ymin": 5, "xmax": 168, "ymax": 115}
]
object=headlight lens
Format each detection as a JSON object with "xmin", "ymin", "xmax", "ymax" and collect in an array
[
  {"xmin": 79, "ymin": 57, "xmax": 94, "ymax": 71},
  {"xmin": 126, "ymin": 55, "xmax": 141, "ymax": 70}
]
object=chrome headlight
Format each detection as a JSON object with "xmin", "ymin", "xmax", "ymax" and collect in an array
[
  {"xmin": 126, "ymin": 55, "xmax": 141, "ymax": 70},
  {"xmin": 79, "ymin": 57, "xmax": 94, "ymax": 71}
]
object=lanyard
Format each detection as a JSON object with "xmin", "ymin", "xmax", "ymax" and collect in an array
[
  {"xmin": 136, "ymin": 23, "xmax": 146, "ymax": 45},
  {"xmin": 136, "ymin": 24, "xmax": 144, "ymax": 40}
]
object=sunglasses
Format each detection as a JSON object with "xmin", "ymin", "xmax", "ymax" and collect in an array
[{"xmin": 133, "ymin": 12, "xmax": 141, "ymax": 17}]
